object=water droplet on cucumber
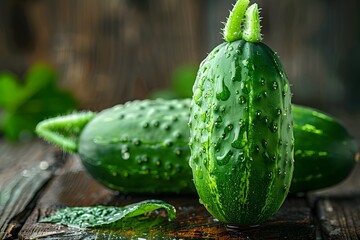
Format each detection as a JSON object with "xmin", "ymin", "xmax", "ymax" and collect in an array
[
  {"xmin": 216, "ymin": 80, "xmax": 231, "ymax": 101},
  {"xmin": 216, "ymin": 150, "xmax": 233, "ymax": 166},
  {"xmin": 238, "ymin": 96, "xmax": 247, "ymax": 104}
]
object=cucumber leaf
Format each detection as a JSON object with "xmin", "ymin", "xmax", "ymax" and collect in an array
[{"xmin": 39, "ymin": 200, "xmax": 176, "ymax": 229}]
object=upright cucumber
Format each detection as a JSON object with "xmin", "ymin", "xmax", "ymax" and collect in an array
[
  {"xmin": 188, "ymin": 1, "xmax": 294, "ymax": 225},
  {"xmin": 36, "ymin": 99, "xmax": 358, "ymax": 195}
]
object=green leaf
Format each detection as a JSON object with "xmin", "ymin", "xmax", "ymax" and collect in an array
[
  {"xmin": 39, "ymin": 200, "xmax": 176, "ymax": 229},
  {"xmin": 0, "ymin": 64, "xmax": 78, "ymax": 141},
  {"xmin": 0, "ymin": 73, "xmax": 21, "ymax": 109}
]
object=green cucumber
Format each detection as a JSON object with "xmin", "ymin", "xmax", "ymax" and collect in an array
[
  {"xmin": 291, "ymin": 105, "xmax": 358, "ymax": 193},
  {"xmin": 188, "ymin": 1, "xmax": 293, "ymax": 225},
  {"xmin": 77, "ymin": 99, "xmax": 194, "ymax": 193},
  {"xmin": 36, "ymin": 99, "xmax": 358, "ymax": 195}
]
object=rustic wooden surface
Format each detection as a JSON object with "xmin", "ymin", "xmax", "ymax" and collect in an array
[{"xmin": 0, "ymin": 140, "xmax": 359, "ymax": 239}]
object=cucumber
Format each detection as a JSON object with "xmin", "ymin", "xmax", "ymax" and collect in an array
[
  {"xmin": 36, "ymin": 99, "xmax": 358, "ymax": 195},
  {"xmin": 291, "ymin": 105, "xmax": 358, "ymax": 193},
  {"xmin": 78, "ymin": 99, "xmax": 194, "ymax": 193},
  {"xmin": 188, "ymin": 2, "xmax": 294, "ymax": 225}
]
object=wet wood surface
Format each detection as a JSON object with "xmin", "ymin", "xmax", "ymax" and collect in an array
[{"xmin": 0, "ymin": 140, "xmax": 359, "ymax": 239}]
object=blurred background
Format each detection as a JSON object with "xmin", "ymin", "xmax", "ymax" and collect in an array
[{"xmin": 0, "ymin": 0, "xmax": 359, "ymax": 141}]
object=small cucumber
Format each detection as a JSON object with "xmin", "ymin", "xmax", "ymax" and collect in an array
[
  {"xmin": 77, "ymin": 99, "xmax": 194, "ymax": 193},
  {"xmin": 36, "ymin": 99, "xmax": 358, "ymax": 195},
  {"xmin": 188, "ymin": 1, "xmax": 293, "ymax": 224}
]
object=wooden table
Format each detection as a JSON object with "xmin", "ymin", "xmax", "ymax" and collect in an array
[{"xmin": 1, "ymin": 140, "xmax": 359, "ymax": 240}]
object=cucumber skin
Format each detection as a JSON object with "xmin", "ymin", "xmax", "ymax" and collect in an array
[
  {"xmin": 78, "ymin": 99, "xmax": 195, "ymax": 194},
  {"xmin": 290, "ymin": 105, "xmax": 358, "ymax": 193},
  {"xmin": 188, "ymin": 40, "xmax": 294, "ymax": 225}
]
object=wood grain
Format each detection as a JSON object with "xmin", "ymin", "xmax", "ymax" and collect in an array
[
  {"xmin": 0, "ymin": 141, "xmax": 61, "ymax": 240},
  {"xmin": 317, "ymin": 197, "xmax": 360, "ymax": 240}
]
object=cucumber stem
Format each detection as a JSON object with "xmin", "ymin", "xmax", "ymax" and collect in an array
[
  {"xmin": 224, "ymin": 0, "xmax": 250, "ymax": 43},
  {"xmin": 36, "ymin": 112, "xmax": 96, "ymax": 153},
  {"xmin": 242, "ymin": 4, "xmax": 262, "ymax": 43},
  {"xmin": 223, "ymin": 0, "xmax": 262, "ymax": 43}
]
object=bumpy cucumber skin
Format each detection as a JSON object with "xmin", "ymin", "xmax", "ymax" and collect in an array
[
  {"xmin": 189, "ymin": 40, "xmax": 294, "ymax": 225},
  {"xmin": 78, "ymin": 99, "xmax": 195, "ymax": 194},
  {"xmin": 290, "ymin": 105, "xmax": 358, "ymax": 193}
]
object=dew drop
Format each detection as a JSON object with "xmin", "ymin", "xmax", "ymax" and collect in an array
[
  {"xmin": 255, "ymin": 110, "xmax": 262, "ymax": 118},
  {"xmin": 272, "ymin": 81, "xmax": 278, "ymax": 90},
  {"xmin": 194, "ymin": 88, "xmax": 203, "ymax": 106},
  {"xmin": 214, "ymin": 142, "xmax": 221, "ymax": 152},
  {"xmin": 232, "ymin": 130, "xmax": 247, "ymax": 149},
  {"xmin": 262, "ymin": 139, "xmax": 268, "ymax": 148},
  {"xmin": 141, "ymin": 166, "xmax": 150, "ymax": 175},
  {"xmin": 216, "ymin": 150, "xmax": 233, "ymax": 166},
  {"xmin": 164, "ymin": 140, "xmax": 173, "ymax": 147},
  {"xmin": 271, "ymin": 123, "xmax": 279, "ymax": 133},
  {"xmin": 165, "ymin": 162, "xmax": 173, "ymax": 170},
  {"xmin": 196, "ymin": 166, "xmax": 203, "ymax": 179},
  {"xmin": 174, "ymin": 148, "xmax": 183, "ymax": 157},
  {"xmin": 238, "ymin": 154, "xmax": 245, "ymax": 162},
  {"xmin": 260, "ymin": 78, "xmax": 265, "ymax": 86},
  {"xmin": 238, "ymin": 96, "xmax": 247, "ymax": 104},
  {"xmin": 214, "ymin": 116, "xmax": 223, "ymax": 128},
  {"xmin": 153, "ymin": 158, "xmax": 161, "ymax": 166},
  {"xmin": 262, "ymin": 152, "xmax": 270, "ymax": 161},
  {"xmin": 263, "ymin": 116, "xmax": 269, "ymax": 125},
  {"xmin": 133, "ymin": 138, "xmax": 141, "ymax": 146},
  {"xmin": 122, "ymin": 152, "xmax": 130, "ymax": 160},
  {"xmin": 174, "ymin": 131, "xmax": 182, "ymax": 139},
  {"xmin": 162, "ymin": 124, "xmax": 171, "ymax": 131},
  {"xmin": 153, "ymin": 121, "xmax": 160, "ymax": 127},
  {"xmin": 216, "ymin": 80, "xmax": 231, "ymax": 101},
  {"xmin": 242, "ymin": 82, "xmax": 250, "ymax": 94},
  {"xmin": 226, "ymin": 124, "xmax": 234, "ymax": 132}
]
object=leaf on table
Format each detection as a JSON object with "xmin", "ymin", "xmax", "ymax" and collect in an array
[{"xmin": 39, "ymin": 200, "xmax": 176, "ymax": 229}]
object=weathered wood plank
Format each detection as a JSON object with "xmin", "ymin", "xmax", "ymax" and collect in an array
[
  {"xmin": 317, "ymin": 197, "xmax": 360, "ymax": 240},
  {"xmin": 19, "ymin": 155, "xmax": 316, "ymax": 240},
  {"xmin": 308, "ymin": 162, "xmax": 360, "ymax": 240},
  {"xmin": 0, "ymin": 141, "xmax": 62, "ymax": 240}
]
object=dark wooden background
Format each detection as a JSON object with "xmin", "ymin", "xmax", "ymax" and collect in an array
[{"xmin": 0, "ymin": 0, "xmax": 359, "ymax": 140}]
